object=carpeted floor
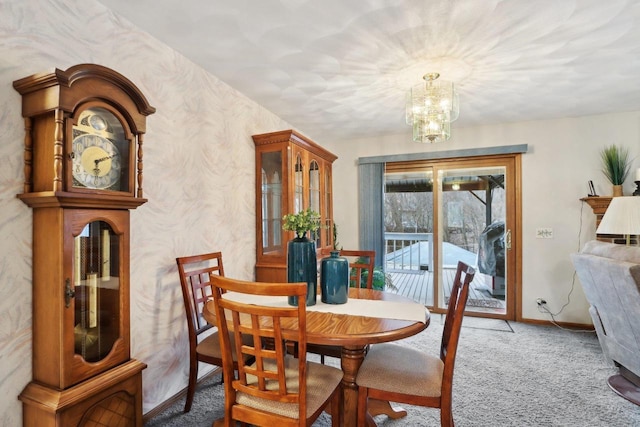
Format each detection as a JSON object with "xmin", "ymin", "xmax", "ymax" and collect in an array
[{"xmin": 145, "ymin": 317, "xmax": 640, "ymax": 426}]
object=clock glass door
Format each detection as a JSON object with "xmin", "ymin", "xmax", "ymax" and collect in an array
[
  {"xmin": 73, "ymin": 220, "xmax": 120, "ymax": 362},
  {"xmin": 71, "ymin": 106, "xmax": 131, "ymax": 193}
]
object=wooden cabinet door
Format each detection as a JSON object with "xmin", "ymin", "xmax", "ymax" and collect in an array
[{"xmin": 31, "ymin": 208, "xmax": 130, "ymax": 389}]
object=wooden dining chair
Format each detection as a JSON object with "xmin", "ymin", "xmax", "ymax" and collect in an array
[
  {"xmin": 176, "ymin": 251, "xmax": 253, "ymax": 413},
  {"xmin": 308, "ymin": 249, "xmax": 376, "ymax": 364},
  {"xmin": 341, "ymin": 249, "xmax": 376, "ymax": 289},
  {"xmin": 209, "ymin": 275, "xmax": 343, "ymax": 427},
  {"xmin": 356, "ymin": 261, "xmax": 475, "ymax": 427}
]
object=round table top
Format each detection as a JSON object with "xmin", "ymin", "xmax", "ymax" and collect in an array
[
  {"xmin": 304, "ymin": 288, "xmax": 429, "ymax": 347},
  {"xmin": 203, "ymin": 287, "xmax": 430, "ymax": 348}
]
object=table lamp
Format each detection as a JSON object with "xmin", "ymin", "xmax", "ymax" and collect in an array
[{"xmin": 596, "ymin": 196, "xmax": 640, "ymax": 245}]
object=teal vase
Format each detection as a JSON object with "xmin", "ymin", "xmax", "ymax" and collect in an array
[
  {"xmin": 321, "ymin": 251, "xmax": 349, "ymax": 304},
  {"xmin": 287, "ymin": 236, "xmax": 317, "ymax": 306}
]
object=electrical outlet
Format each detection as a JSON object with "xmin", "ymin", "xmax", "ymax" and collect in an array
[
  {"xmin": 536, "ymin": 298, "xmax": 547, "ymax": 306},
  {"xmin": 536, "ymin": 228, "xmax": 553, "ymax": 239}
]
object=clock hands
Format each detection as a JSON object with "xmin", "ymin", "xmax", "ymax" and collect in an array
[
  {"xmin": 92, "ymin": 154, "xmax": 118, "ymax": 184},
  {"xmin": 94, "ymin": 153, "xmax": 117, "ymax": 165}
]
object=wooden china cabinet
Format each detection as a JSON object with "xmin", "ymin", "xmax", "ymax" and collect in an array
[
  {"xmin": 253, "ymin": 130, "xmax": 337, "ymax": 282},
  {"xmin": 14, "ymin": 64, "xmax": 155, "ymax": 427}
]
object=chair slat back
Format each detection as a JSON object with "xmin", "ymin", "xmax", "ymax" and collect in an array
[
  {"xmin": 176, "ymin": 252, "xmax": 225, "ymax": 336},
  {"xmin": 440, "ymin": 261, "xmax": 475, "ymax": 372},
  {"xmin": 211, "ymin": 276, "xmax": 309, "ymax": 415},
  {"xmin": 340, "ymin": 249, "xmax": 376, "ymax": 289}
]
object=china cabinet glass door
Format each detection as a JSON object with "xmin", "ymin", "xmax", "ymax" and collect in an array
[
  {"xmin": 324, "ymin": 166, "xmax": 333, "ymax": 249},
  {"xmin": 294, "ymin": 153, "xmax": 304, "ymax": 214},
  {"xmin": 309, "ymin": 159, "xmax": 320, "ymax": 245},
  {"xmin": 260, "ymin": 151, "xmax": 283, "ymax": 256}
]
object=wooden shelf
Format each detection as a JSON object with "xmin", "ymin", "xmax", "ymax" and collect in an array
[
  {"xmin": 581, "ymin": 196, "xmax": 612, "ymax": 215},
  {"xmin": 580, "ymin": 196, "xmax": 633, "ymax": 243}
]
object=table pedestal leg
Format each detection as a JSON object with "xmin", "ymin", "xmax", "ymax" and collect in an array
[{"xmin": 340, "ymin": 346, "xmax": 366, "ymax": 427}]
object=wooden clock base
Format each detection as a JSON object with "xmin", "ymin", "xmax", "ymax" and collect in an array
[{"xmin": 19, "ymin": 359, "xmax": 146, "ymax": 427}]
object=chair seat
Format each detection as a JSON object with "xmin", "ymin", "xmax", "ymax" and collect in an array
[
  {"xmin": 356, "ymin": 343, "xmax": 444, "ymax": 398},
  {"xmin": 197, "ymin": 331, "xmax": 253, "ymax": 363},
  {"xmin": 237, "ymin": 357, "xmax": 343, "ymax": 419}
]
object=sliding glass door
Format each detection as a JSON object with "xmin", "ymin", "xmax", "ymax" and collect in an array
[
  {"xmin": 384, "ymin": 155, "xmax": 519, "ymax": 319},
  {"xmin": 384, "ymin": 168, "xmax": 435, "ymax": 305}
]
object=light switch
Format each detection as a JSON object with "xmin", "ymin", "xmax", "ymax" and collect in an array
[{"xmin": 536, "ymin": 228, "xmax": 553, "ymax": 239}]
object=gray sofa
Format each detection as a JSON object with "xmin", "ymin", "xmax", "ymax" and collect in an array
[{"xmin": 571, "ymin": 240, "xmax": 640, "ymax": 405}]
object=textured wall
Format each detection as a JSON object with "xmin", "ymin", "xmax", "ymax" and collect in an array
[{"xmin": 0, "ymin": 0, "xmax": 290, "ymax": 423}]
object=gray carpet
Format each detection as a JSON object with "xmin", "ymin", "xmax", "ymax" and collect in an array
[{"xmin": 145, "ymin": 317, "xmax": 640, "ymax": 426}]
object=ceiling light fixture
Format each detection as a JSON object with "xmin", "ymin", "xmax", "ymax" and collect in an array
[{"xmin": 405, "ymin": 73, "xmax": 459, "ymax": 143}]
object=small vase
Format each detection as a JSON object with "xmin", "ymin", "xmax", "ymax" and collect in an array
[
  {"xmin": 613, "ymin": 185, "xmax": 623, "ymax": 197},
  {"xmin": 287, "ymin": 236, "xmax": 317, "ymax": 306},
  {"xmin": 320, "ymin": 251, "xmax": 349, "ymax": 304}
]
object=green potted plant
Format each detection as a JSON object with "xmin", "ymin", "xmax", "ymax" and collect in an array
[
  {"xmin": 282, "ymin": 208, "xmax": 321, "ymax": 239},
  {"xmin": 349, "ymin": 258, "xmax": 397, "ymax": 291},
  {"xmin": 600, "ymin": 144, "xmax": 631, "ymax": 196},
  {"xmin": 282, "ymin": 208, "xmax": 320, "ymax": 306}
]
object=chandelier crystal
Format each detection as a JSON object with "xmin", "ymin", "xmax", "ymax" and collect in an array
[{"xmin": 405, "ymin": 73, "xmax": 459, "ymax": 143}]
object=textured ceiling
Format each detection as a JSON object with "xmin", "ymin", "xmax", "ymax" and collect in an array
[{"xmin": 98, "ymin": 0, "xmax": 640, "ymax": 141}]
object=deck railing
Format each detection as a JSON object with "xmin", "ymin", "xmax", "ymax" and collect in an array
[{"xmin": 384, "ymin": 232, "xmax": 433, "ymax": 273}]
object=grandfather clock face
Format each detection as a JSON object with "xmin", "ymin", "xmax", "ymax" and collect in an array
[{"xmin": 71, "ymin": 107, "xmax": 131, "ymax": 192}]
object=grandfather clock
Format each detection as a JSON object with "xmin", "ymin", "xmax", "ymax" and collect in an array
[{"xmin": 14, "ymin": 64, "xmax": 155, "ymax": 426}]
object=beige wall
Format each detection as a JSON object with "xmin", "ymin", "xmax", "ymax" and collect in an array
[{"xmin": 324, "ymin": 112, "xmax": 640, "ymax": 325}]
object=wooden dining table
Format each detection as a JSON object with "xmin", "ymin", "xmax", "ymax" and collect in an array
[{"xmin": 203, "ymin": 287, "xmax": 430, "ymax": 427}]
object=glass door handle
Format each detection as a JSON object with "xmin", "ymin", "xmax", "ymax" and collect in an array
[{"xmin": 505, "ymin": 229, "xmax": 512, "ymax": 250}]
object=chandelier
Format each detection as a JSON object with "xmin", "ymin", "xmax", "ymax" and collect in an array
[{"xmin": 405, "ymin": 73, "xmax": 459, "ymax": 143}]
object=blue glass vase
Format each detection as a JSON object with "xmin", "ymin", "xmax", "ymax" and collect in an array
[
  {"xmin": 321, "ymin": 251, "xmax": 349, "ymax": 304},
  {"xmin": 287, "ymin": 236, "xmax": 317, "ymax": 306}
]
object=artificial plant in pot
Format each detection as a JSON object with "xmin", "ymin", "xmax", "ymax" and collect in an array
[
  {"xmin": 600, "ymin": 144, "xmax": 631, "ymax": 197},
  {"xmin": 349, "ymin": 258, "xmax": 397, "ymax": 291},
  {"xmin": 282, "ymin": 208, "xmax": 320, "ymax": 306}
]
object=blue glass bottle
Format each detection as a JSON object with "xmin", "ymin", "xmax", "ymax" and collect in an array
[{"xmin": 321, "ymin": 251, "xmax": 349, "ymax": 304}]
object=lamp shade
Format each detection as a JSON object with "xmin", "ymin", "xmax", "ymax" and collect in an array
[{"xmin": 596, "ymin": 196, "xmax": 640, "ymax": 236}]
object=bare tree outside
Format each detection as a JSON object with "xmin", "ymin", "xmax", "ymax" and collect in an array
[
  {"xmin": 384, "ymin": 192, "xmax": 433, "ymax": 232},
  {"xmin": 384, "ymin": 181, "xmax": 505, "ymax": 254}
]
